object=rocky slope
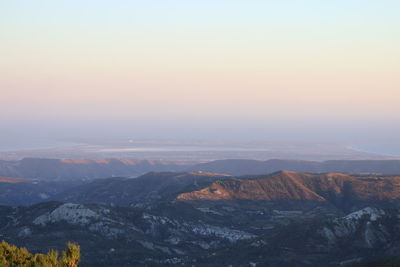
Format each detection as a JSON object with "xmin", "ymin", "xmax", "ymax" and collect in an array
[
  {"xmin": 0, "ymin": 201, "xmax": 255, "ymax": 266},
  {"xmin": 3, "ymin": 201, "xmax": 400, "ymax": 266},
  {"xmin": 201, "ymin": 206, "xmax": 400, "ymax": 266}
]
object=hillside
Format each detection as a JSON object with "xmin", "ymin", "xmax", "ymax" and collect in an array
[
  {"xmin": 55, "ymin": 171, "xmax": 232, "ymax": 206},
  {"xmin": 0, "ymin": 201, "xmax": 255, "ymax": 266},
  {"xmin": 203, "ymin": 206, "xmax": 400, "ymax": 266},
  {"xmin": 3, "ymin": 201, "xmax": 400, "ymax": 266},
  {"xmin": 177, "ymin": 171, "xmax": 400, "ymax": 212},
  {"xmin": 0, "ymin": 178, "xmax": 84, "ymax": 206}
]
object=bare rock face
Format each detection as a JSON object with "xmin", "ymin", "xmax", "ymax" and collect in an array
[
  {"xmin": 32, "ymin": 203, "xmax": 139, "ymax": 239},
  {"xmin": 343, "ymin": 207, "xmax": 386, "ymax": 222},
  {"xmin": 33, "ymin": 203, "xmax": 99, "ymax": 226}
]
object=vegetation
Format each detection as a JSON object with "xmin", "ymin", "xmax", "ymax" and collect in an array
[{"xmin": 0, "ymin": 241, "xmax": 80, "ymax": 267}]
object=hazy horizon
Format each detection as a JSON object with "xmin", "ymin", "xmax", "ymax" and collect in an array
[{"xmin": 1, "ymin": 1, "xmax": 399, "ymax": 150}]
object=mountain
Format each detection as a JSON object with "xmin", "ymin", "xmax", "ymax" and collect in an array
[
  {"xmin": 4, "ymin": 170, "xmax": 400, "ymax": 265},
  {"xmin": 48, "ymin": 170, "xmax": 400, "ymax": 213},
  {"xmin": 3, "ymin": 200, "xmax": 400, "ymax": 266},
  {"xmin": 0, "ymin": 201, "xmax": 255, "ymax": 266},
  {"xmin": 9, "ymin": 169, "xmax": 400, "ymax": 212},
  {"xmin": 0, "ymin": 158, "xmax": 195, "ymax": 180},
  {"xmin": 55, "ymin": 171, "xmax": 232, "ymax": 206},
  {"xmin": 177, "ymin": 171, "xmax": 400, "ymax": 212},
  {"xmin": 189, "ymin": 159, "xmax": 400, "ymax": 176},
  {"xmin": 203, "ymin": 206, "xmax": 400, "ymax": 266}
]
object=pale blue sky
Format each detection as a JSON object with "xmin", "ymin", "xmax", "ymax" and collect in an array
[{"xmin": 1, "ymin": 1, "xmax": 399, "ymax": 143}]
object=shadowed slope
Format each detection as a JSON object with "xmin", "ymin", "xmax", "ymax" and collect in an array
[{"xmin": 56, "ymin": 171, "xmax": 232, "ymax": 206}]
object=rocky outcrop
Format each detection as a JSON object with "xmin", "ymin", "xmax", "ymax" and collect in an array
[
  {"xmin": 321, "ymin": 207, "xmax": 392, "ymax": 248},
  {"xmin": 33, "ymin": 203, "xmax": 100, "ymax": 226},
  {"xmin": 33, "ymin": 203, "xmax": 141, "ymax": 239},
  {"xmin": 142, "ymin": 213, "xmax": 255, "ymax": 243},
  {"xmin": 3, "ymin": 200, "xmax": 400, "ymax": 266},
  {"xmin": 27, "ymin": 202, "xmax": 254, "ymax": 251}
]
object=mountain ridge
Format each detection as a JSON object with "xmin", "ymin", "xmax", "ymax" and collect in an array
[{"xmin": 177, "ymin": 170, "xmax": 400, "ymax": 212}]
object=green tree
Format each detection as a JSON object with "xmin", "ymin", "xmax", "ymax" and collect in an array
[
  {"xmin": 60, "ymin": 243, "xmax": 80, "ymax": 267},
  {"xmin": 0, "ymin": 241, "xmax": 80, "ymax": 267},
  {"xmin": 0, "ymin": 241, "xmax": 32, "ymax": 267}
]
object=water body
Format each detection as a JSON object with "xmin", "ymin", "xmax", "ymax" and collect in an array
[{"xmin": 351, "ymin": 143, "xmax": 400, "ymax": 157}]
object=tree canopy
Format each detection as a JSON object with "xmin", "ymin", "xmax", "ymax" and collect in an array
[{"xmin": 0, "ymin": 241, "xmax": 80, "ymax": 267}]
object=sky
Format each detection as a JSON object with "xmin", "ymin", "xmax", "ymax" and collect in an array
[{"xmin": 1, "ymin": 1, "xmax": 399, "ymax": 144}]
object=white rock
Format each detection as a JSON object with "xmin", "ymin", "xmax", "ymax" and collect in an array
[
  {"xmin": 33, "ymin": 203, "xmax": 99, "ymax": 226},
  {"xmin": 344, "ymin": 207, "xmax": 385, "ymax": 222}
]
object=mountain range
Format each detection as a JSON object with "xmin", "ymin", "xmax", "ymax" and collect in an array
[
  {"xmin": 3, "ymin": 168, "xmax": 400, "ymax": 265},
  {"xmin": 3, "ymin": 159, "xmax": 400, "ymax": 265},
  {"xmin": 0, "ymin": 158, "xmax": 193, "ymax": 180}
]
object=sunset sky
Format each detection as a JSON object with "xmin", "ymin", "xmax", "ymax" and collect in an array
[{"xmin": 1, "ymin": 1, "xmax": 399, "ymax": 143}]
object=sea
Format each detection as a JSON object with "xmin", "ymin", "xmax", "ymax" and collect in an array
[{"xmin": 350, "ymin": 143, "xmax": 400, "ymax": 157}]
